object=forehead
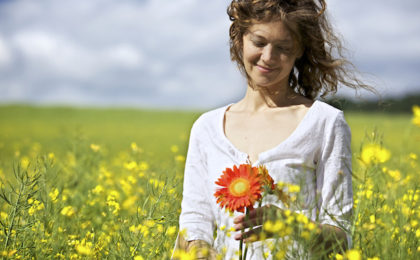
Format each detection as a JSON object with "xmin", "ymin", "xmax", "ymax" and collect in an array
[{"xmin": 246, "ymin": 20, "xmax": 293, "ymax": 42}]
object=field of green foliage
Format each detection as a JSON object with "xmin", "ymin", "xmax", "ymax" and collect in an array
[{"xmin": 0, "ymin": 105, "xmax": 419, "ymax": 259}]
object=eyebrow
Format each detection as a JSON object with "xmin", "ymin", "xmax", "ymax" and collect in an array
[{"xmin": 249, "ymin": 32, "xmax": 293, "ymax": 44}]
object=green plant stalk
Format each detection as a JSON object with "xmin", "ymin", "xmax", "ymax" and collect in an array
[
  {"xmin": 243, "ymin": 207, "xmax": 250, "ymax": 260},
  {"xmin": 3, "ymin": 180, "xmax": 25, "ymax": 250},
  {"xmin": 239, "ymin": 227, "xmax": 243, "ymax": 260}
]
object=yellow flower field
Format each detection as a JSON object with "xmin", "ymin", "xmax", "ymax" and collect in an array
[{"xmin": 0, "ymin": 105, "xmax": 419, "ymax": 259}]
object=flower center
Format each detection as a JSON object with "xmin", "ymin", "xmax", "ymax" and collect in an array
[{"xmin": 229, "ymin": 178, "xmax": 250, "ymax": 197}]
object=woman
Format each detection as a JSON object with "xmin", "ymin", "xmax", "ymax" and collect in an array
[{"xmin": 174, "ymin": 0, "xmax": 368, "ymax": 259}]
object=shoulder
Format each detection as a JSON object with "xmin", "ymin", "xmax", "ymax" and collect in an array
[
  {"xmin": 313, "ymin": 100, "xmax": 343, "ymax": 117},
  {"xmin": 307, "ymin": 101, "xmax": 351, "ymax": 142},
  {"xmin": 312, "ymin": 100, "xmax": 348, "ymax": 126},
  {"xmin": 190, "ymin": 104, "xmax": 231, "ymax": 135}
]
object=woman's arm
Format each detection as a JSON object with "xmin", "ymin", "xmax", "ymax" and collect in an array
[
  {"xmin": 173, "ymin": 119, "xmax": 217, "ymax": 259},
  {"xmin": 232, "ymin": 205, "xmax": 348, "ymax": 254},
  {"xmin": 178, "ymin": 120, "xmax": 216, "ymax": 244}
]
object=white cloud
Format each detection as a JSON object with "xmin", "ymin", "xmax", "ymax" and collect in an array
[
  {"xmin": 104, "ymin": 44, "xmax": 143, "ymax": 68},
  {"xmin": 12, "ymin": 30, "xmax": 99, "ymax": 79},
  {"xmin": 0, "ymin": 35, "xmax": 12, "ymax": 68},
  {"xmin": 0, "ymin": 0, "xmax": 419, "ymax": 108},
  {"xmin": 328, "ymin": 0, "xmax": 420, "ymax": 61},
  {"xmin": 11, "ymin": 29, "xmax": 145, "ymax": 81}
]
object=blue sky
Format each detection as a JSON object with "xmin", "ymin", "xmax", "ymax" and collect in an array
[{"xmin": 0, "ymin": 0, "xmax": 419, "ymax": 109}]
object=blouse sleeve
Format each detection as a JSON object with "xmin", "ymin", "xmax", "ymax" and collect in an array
[
  {"xmin": 178, "ymin": 120, "xmax": 215, "ymax": 246},
  {"xmin": 316, "ymin": 111, "xmax": 353, "ymax": 246}
]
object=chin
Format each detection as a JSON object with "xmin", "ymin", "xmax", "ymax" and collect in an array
[
  {"xmin": 250, "ymin": 77, "xmax": 277, "ymax": 88},
  {"xmin": 251, "ymin": 82, "xmax": 277, "ymax": 90}
]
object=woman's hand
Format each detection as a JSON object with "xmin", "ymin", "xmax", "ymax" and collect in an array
[{"xmin": 233, "ymin": 204, "xmax": 283, "ymax": 242}]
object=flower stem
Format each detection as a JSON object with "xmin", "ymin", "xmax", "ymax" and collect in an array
[
  {"xmin": 243, "ymin": 208, "xmax": 250, "ymax": 259},
  {"xmin": 239, "ymin": 230, "xmax": 243, "ymax": 260}
]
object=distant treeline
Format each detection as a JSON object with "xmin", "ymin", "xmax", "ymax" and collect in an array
[{"xmin": 324, "ymin": 93, "xmax": 420, "ymax": 114}]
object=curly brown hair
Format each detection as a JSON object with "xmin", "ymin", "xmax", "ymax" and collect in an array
[{"xmin": 228, "ymin": 0, "xmax": 370, "ymax": 99}]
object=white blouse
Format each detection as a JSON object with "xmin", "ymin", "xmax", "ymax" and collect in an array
[{"xmin": 178, "ymin": 100, "xmax": 353, "ymax": 259}]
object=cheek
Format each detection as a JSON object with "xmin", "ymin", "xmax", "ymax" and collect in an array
[
  {"xmin": 280, "ymin": 54, "xmax": 297, "ymax": 69},
  {"xmin": 243, "ymin": 44, "xmax": 259, "ymax": 62}
]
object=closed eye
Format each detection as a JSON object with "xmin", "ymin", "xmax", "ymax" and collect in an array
[
  {"xmin": 252, "ymin": 41, "xmax": 266, "ymax": 48},
  {"xmin": 275, "ymin": 45, "xmax": 293, "ymax": 53}
]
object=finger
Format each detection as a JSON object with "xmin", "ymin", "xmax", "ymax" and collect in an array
[
  {"xmin": 234, "ymin": 205, "xmax": 281, "ymax": 230},
  {"xmin": 247, "ymin": 206, "xmax": 267, "ymax": 219},
  {"xmin": 248, "ymin": 205, "xmax": 277, "ymax": 219},
  {"xmin": 234, "ymin": 226, "xmax": 265, "ymax": 242},
  {"xmin": 243, "ymin": 205, "xmax": 274, "ymax": 227},
  {"xmin": 233, "ymin": 214, "xmax": 245, "ymax": 224},
  {"xmin": 233, "ymin": 214, "xmax": 261, "ymax": 230},
  {"xmin": 250, "ymin": 205, "xmax": 284, "ymax": 221},
  {"xmin": 233, "ymin": 206, "xmax": 270, "ymax": 230}
]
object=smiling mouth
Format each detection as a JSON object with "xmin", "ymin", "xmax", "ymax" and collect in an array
[{"xmin": 256, "ymin": 65, "xmax": 276, "ymax": 73}]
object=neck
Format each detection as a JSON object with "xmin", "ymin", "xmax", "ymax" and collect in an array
[{"xmin": 238, "ymin": 84, "xmax": 299, "ymax": 112}]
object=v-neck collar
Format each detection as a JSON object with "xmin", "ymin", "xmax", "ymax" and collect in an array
[{"xmin": 219, "ymin": 100, "xmax": 319, "ymax": 166}]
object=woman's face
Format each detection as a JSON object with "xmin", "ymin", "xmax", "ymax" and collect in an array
[{"xmin": 242, "ymin": 20, "xmax": 300, "ymax": 90}]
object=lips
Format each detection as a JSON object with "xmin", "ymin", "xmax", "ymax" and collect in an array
[{"xmin": 256, "ymin": 64, "xmax": 276, "ymax": 73}]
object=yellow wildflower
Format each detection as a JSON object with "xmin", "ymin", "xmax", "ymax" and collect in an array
[
  {"xmin": 20, "ymin": 156, "xmax": 30, "ymax": 169},
  {"xmin": 288, "ymin": 184, "xmax": 300, "ymax": 193},
  {"xmin": 48, "ymin": 152, "xmax": 55, "ymax": 160},
  {"xmin": 306, "ymin": 222, "xmax": 317, "ymax": 232},
  {"xmin": 106, "ymin": 199, "xmax": 120, "ymax": 215},
  {"xmin": 120, "ymin": 179, "xmax": 133, "ymax": 194},
  {"xmin": 167, "ymin": 226, "xmax": 177, "ymax": 236},
  {"xmin": 127, "ymin": 175, "xmax": 136, "ymax": 184},
  {"xmin": 301, "ymin": 231, "xmax": 311, "ymax": 240},
  {"xmin": 61, "ymin": 206, "xmax": 76, "ymax": 217},
  {"xmin": 92, "ymin": 185, "xmax": 104, "ymax": 195},
  {"xmin": 296, "ymin": 213, "xmax": 309, "ymax": 224},
  {"xmin": 90, "ymin": 144, "xmax": 100, "ymax": 152},
  {"xmin": 171, "ymin": 145, "xmax": 179, "ymax": 153},
  {"xmin": 0, "ymin": 212, "xmax": 7, "ymax": 221},
  {"xmin": 28, "ymin": 199, "xmax": 44, "ymax": 216},
  {"xmin": 370, "ymin": 215, "xmax": 376, "ymax": 224},
  {"xmin": 172, "ymin": 248, "xmax": 197, "ymax": 260},
  {"xmin": 124, "ymin": 161, "xmax": 138, "ymax": 170},
  {"xmin": 131, "ymin": 142, "xmax": 142, "ymax": 152},
  {"xmin": 361, "ymin": 144, "xmax": 391, "ymax": 165},
  {"xmin": 412, "ymin": 105, "xmax": 420, "ymax": 127},
  {"xmin": 263, "ymin": 220, "xmax": 285, "ymax": 233},
  {"xmin": 108, "ymin": 190, "xmax": 120, "ymax": 200},
  {"xmin": 175, "ymin": 155, "xmax": 186, "ymax": 162},
  {"xmin": 346, "ymin": 249, "xmax": 361, "ymax": 260},
  {"xmin": 75, "ymin": 244, "xmax": 93, "ymax": 256},
  {"xmin": 122, "ymin": 196, "xmax": 137, "ymax": 210},
  {"xmin": 387, "ymin": 169, "xmax": 401, "ymax": 181},
  {"xmin": 139, "ymin": 161, "xmax": 149, "ymax": 171},
  {"xmin": 49, "ymin": 188, "xmax": 59, "ymax": 201}
]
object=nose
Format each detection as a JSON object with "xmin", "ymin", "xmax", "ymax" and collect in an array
[{"xmin": 261, "ymin": 45, "xmax": 276, "ymax": 64}]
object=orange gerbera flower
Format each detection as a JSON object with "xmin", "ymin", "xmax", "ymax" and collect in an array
[{"xmin": 214, "ymin": 164, "xmax": 262, "ymax": 213}]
